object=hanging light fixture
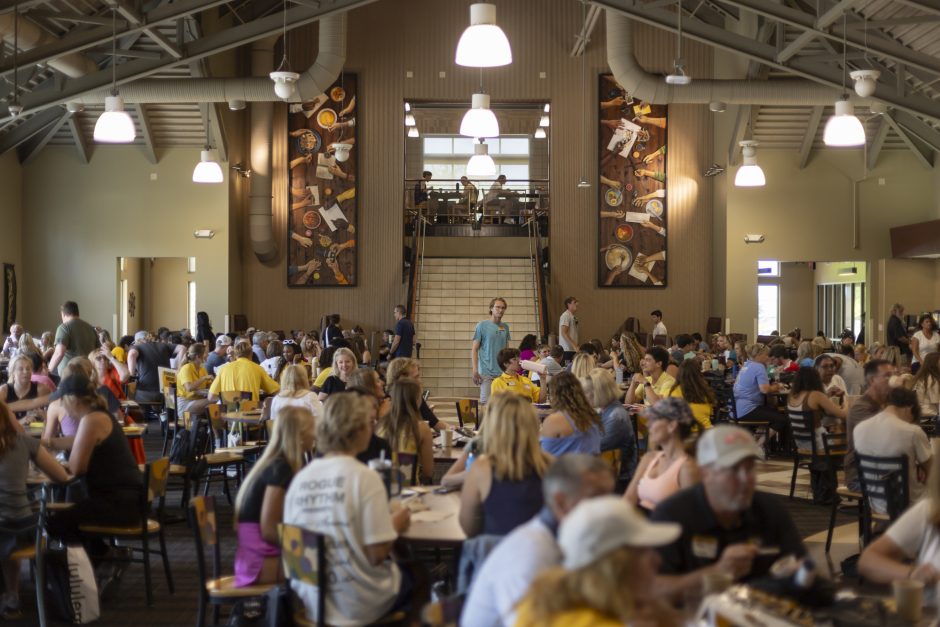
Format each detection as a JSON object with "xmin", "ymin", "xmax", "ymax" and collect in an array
[
  {"xmin": 534, "ymin": 127, "xmax": 546, "ymax": 139},
  {"xmin": 467, "ymin": 139, "xmax": 496, "ymax": 176},
  {"xmin": 460, "ymin": 92, "xmax": 499, "ymax": 138},
  {"xmin": 824, "ymin": 14, "xmax": 864, "ymax": 147},
  {"xmin": 269, "ymin": 0, "xmax": 299, "ymax": 100},
  {"xmin": 455, "ymin": 3, "xmax": 512, "ymax": 67},
  {"xmin": 404, "ymin": 102, "xmax": 411, "ymax": 112},
  {"xmin": 405, "ymin": 112, "xmax": 416, "ymax": 127},
  {"xmin": 543, "ymin": 103, "xmax": 550, "ymax": 113},
  {"xmin": 193, "ymin": 106, "xmax": 223, "ymax": 183},
  {"xmin": 665, "ymin": 0, "xmax": 691, "ymax": 85},
  {"xmin": 576, "ymin": 1, "xmax": 590, "ymax": 189},
  {"xmin": 538, "ymin": 114, "xmax": 550, "ymax": 127},
  {"xmin": 408, "ymin": 126, "xmax": 419, "ymax": 138},
  {"xmin": 734, "ymin": 141, "xmax": 765, "ymax": 187},
  {"xmin": 94, "ymin": 7, "xmax": 135, "ymax": 143}
]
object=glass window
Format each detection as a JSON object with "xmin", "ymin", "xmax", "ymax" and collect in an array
[
  {"xmin": 757, "ymin": 260, "xmax": 780, "ymax": 277},
  {"xmin": 499, "ymin": 164, "xmax": 529, "ymax": 183},
  {"xmin": 453, "ymin": 137, "xmax": 475, "ymax": 155},
  {"xmin": 757, "ymin": 285, "xmax": 779, "ymax": 336},
  {"xmin": 500, "ymin": 137, "xmax": 529, "ymax": 155},
  {"xmin": 423, "ymin": 137, "xmax": 452, "ymax": 154},
  {"xmin": 187, "ymin": 282, "xmax": 197, "ymax": 335}
]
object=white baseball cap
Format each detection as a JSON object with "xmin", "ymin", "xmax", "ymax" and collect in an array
[
  {"xmin": 696, "ymin": 425, "xmax": 765, "ymax": 469},
  {"xmin": 215, "ymin": 335, "xmax": 233, "ymax": 347},
  {"xmin": 558, "ymin": 496, "xmax": 681, "ymax": 570}
]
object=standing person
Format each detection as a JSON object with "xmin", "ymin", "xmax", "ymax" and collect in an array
[
  {"xmin": 322, "ymin": 314, "xmax": 343, "ymax": 348},
  {"xmin": 471, "ymin": 297, "xmax": 511, "ymax": 404},
  {"xmin": 195, "ymin": 311, "xmax": 215, "ymax": 346},
  {"xmin": 844, "ymin": 359, "xmax": 894, "ymax": 490},
  {"xmin": 887, "ymin": 303, "xmax": 912, "ymax": 365},
  {"xmin": 390, "ymin": 305, "xmax": 415, "ymax": 358},
  {"xmin": 650, "ymin": 309, "xmax": 667, "ymax": 338},
  {"xmin": 127, "ymin": 331, "xmax": 172, "ymax": 403},
  {"xmin": 912, "ymin": 313, "xmax": 940, "ymax": 374},
  {"xmin": 47, "ymin": 301, "xmax": 99, "ymax": 376},
  {"xmin": 558, "ymin": 297, "xmax": 579, "ymax": 364}
]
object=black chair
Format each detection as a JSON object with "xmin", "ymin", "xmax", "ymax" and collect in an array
[
  {"xmin": 855, "ymin": 452, "xmax": 910, "ymax": 547},
  {"xmin": 0, "ymin": 485, "xmax": 50, "ymax": 627},
  {"xmin": 161, "ymin": 384, "xmax": 180, "ymax": 457},
  {"xmin": 787, "ymin": 409, "xmax": 842, "ymax": 501},
  {"xmin": 823, "ymin": 431, "xmax": 859, "ymax": 553}
]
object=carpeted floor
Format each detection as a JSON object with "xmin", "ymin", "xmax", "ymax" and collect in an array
[{"xmin": 5, "ymin": 425, "xmax": 858, "ymax": 626}]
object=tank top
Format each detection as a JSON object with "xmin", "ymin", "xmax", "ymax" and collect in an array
[
  {"xmin": 5, "ymin": 382, "xmax": 38, "ymax": 418},
  {"xmin": 59, "ymin": 414, "xmax": 80, "ymax": 437},
  {"xmin": 135, "ymin": 342, "xmax": 170, "ymax": 393},
  {"xmin": 85, "ymin": 413, "xmax": 143, "ymax": 497},
  {"xmin": 539, "ymin": 412, "xmax": 602, "ymax": 456},
  {"xmin": 637, "ymin": 451, "xmax": 687, "ymax": 510},
  {"xmin": 482, "ymin": 467, "xmax": 544, "ymax": 535},
  {"xmin": 786, "ymin": 395, "xmax": 825, "ymax": 451}
]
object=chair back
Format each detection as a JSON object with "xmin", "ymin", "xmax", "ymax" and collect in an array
[
  {"xmin": 125, "ymin": 380, "xmax": 138, "ymax": 400},
  {"xmin": 220, "ymin": 391, "xmax": 241, "ymax": 404},
  {"xmin": 600, "ymin": 448, "xmax": 622, "ymax": 477},
  {"xmin": 651, "ymin": 335, "xmax": 669, "ymax": 347},
  {"xmin": 705, "ymin": 317, "xmax": 722, "ymax": 335},
  {"xmin": 279, "ymin": 524, "xmax": 327, "ymax": 627},
  {"xmin": 207, "ymin": 404, "xmax": 223, "ymax": 434},
  {"xmin": 856, "ymin": 452, "xmax": 909, "ymax": 521},
  {"xmin": 189, "ymin": 495, "xmax": 221, "ymax": 587},
  {"xmin": 262, "ymin": 396, "xmax": 274, "ymax": 422},
  {"xmin": 394, "ymin": 451, "xmax": 420, "ymax": 487},
  {"xmin": 240, "ymin": 399, "xmax": 258, "ymax": 412},
  {"xmin": 158, "ymin": 367, "xmax": 177, "ymax": 391},
  {"xmin": 822, "ymin": 431, "xmax": 848, "ymax": 458},
  {"xmin": 456, "ymin": 399, "xmax": 480, "ymax": 429},
  {"xmin": 163, "ymin": 386, "xmax": 177, "ymax": 411},
  {"xmin": 787, "ymin": 408, "xmax": 818, "ymax": 456},
  {"xmin": 146, "ymin": 457, "xmax": 171, "ymax": 503}
]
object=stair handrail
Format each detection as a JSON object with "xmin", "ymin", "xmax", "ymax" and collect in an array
[{"xmin": 525, "ymin": 212, "xmax": 549, "ymax": 342}]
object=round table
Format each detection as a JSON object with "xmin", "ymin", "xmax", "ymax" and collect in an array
[{"xmin": 399, "ymin": 489, "xmax": 465, "ymax": 547}]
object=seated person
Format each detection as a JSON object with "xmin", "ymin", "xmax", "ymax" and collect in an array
[
  {"xmin": 732, "ymin": 343, "xmax": 788, "ymax": 435},
  {"xmin": 205, "ymin": 335, "xmax": 232, "ymax": 376},
  {"xmin": 651, "ymin": 426, "xmax": 806, "ymax": 598},
  {"xmin": 259, "ymin": 340, "xmax": 284, "ymax": 380},
  {"xmin": 270, "ymin": 365, "xmax": 322, "ymax": 420},
  {"xmin": 913, "ymin": 352, "xmax": 940, "ymax": 423},
  {"xmin": 316, "ymin": 347, "xmax": 356, "ymax": 401},
  {"xmin": 530, "ymin": 345, "xmax": 564, "ymax": 385},
  {"xmin": 175, "ymin": 344, "xmax": 213, "ymax": 418},
  {"xmin": 490, "ymin": 348, "xmax": 545, "ymax": 403},
  {"xmin": 624, "ymin": 398, "xmax": 698, "ymax": 512},
  {"xmin": 769, "ymin": 345, "xmax": 798, "ymax": 374},
  {"xmin": 233, "ymin": 407, "xmax": 314, "ymax": 587},
  {"xmin": 46, "ymin": 375, "xmax": 143, "ymax": 557},
  {"xmin": 859, "ymin": 457, "xmax": 940, "ymax": 587},
  {"xmin": 625, "ymin": 346, "xmax": 675, "ymax": 409},
  {"xmin": 569, "ymin": 352, "xmax": 596, "ymax": 380},
  {"xmin": 786, "ymin": 366, "xmax": 847, "ymax": 451},
  {"xmin": 514, "ymin": 497, "xmax": 681, "ymax": 627},
  {"xmin": 0, "ymin": 399, "xmax": 70, "ymax": 614},
  {"xmin": 284, "ymin": 393, "xmax": 412, "ymax": 625},
  {"xmin": 668, "ymin": 360, "xmax": 715, "ymax": 431},
  {"xmin": 375, "ymin": 378, "xmax": 435, "ymax": 484},
  {"xmin": 669, "ymin": 334, "xmax": 697, "ymax": 364},
  {"xmin": 377, "ymin": 329, "xmax": 394, "ymax": 363},
  {"xmin": 461, "ymin": 454, "xmax": 614, "ymax": 627},
  {"xmin": 414, "ymin": 170, "xmax": 431, "ymax": 206},
  {"xmin": 91, "ymin": 348, "xmax": 128, "ymax": 402},
  {"xmin": 460, "ymin": 393, "xmax": 551, "ymax": 538},
  {"xmin": 854, "ymin": 387, "xmax": 931, "ymax": 510},
  {"xmin": 580, "ymin": 368, "xmax": 633, "ymax": 454},
  {"xmin": 342, "ymin": 386, "xmax": 393, "ymax": 465},
  {"xmin": 0, "ymin": 354, "xmax": 52, "ymax": 422},
  {"xmin": 540, "ymin": 372, "xmax": 603, "ymax": 456},
  {"xmin": 27, "ymin": 352, "xmax": 56, "ymax": 392},
  {"xmin": 816, "ymin": 354, "xmax": 847, "ymax": 401},
  {"xmin": 42, "ymin": 358, "xmax": 121, "ymax": 451},
  {"xmin": 385, "ymin": 358, "xmax": 441, "ymax": 431},
  {"xmin": 207, "ymin": 339, "xmax": 279, "ymax": 402}
]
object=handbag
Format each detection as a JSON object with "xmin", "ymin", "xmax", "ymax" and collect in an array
[{"xmin": 45, "ymin": 543, "xmax": 100, "ymax": 624}]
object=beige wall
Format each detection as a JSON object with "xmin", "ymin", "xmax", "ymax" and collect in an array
[
  {"xmin": 877, "ymin": 258, "xmax": 939, "ymax": 325},
  {"xmin": 120, "ymin": 257, "xmax": 145, "ymax": 337},
  {"xmin": 238, "ymin": 1, "xmax": 716, "ymax": 343},
  {"xmin": 724, "ymin": 149, "xmax": 936, "ymax": 342},
  {"xmin": 142, "ymin": 258, "xmax": 190, "ymax": 331},
  {"xmin": 20, "ymin": 147, "xmax": 229, "ymax": 333},
  {"xmin": 0, "ymin": 151, "xmax": 22, "ymax": 325},
  {"xmin": 773, "ymin": 262, "xmax": 815, "ymax": 336}
]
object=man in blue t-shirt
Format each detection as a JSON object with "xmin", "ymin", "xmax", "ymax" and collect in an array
[
  {"xmin": 471, "ymin": 297, "xmax": 511, "ymax": 404},
  {"xmin": 390, "ymin": 305, "xmax": 415, "ymax": 358}
]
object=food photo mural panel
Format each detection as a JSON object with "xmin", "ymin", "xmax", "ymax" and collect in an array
[
  {"xmin": 287, "ymin": 74, "xmax": 358, "ymax": 287},
  {"xmin": 597, "ymin": 73, "xmax": 667, "ymax": 288}
]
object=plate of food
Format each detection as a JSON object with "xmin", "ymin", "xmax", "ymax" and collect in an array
[
  {"xmin": 604, "ymin": 244, "xmax": 633, "ymax": 271},
  {"xmin": 317, "ymin": 108, "xmax": 337, "ymax": 129},
  {"xmin": 605, "ymin": 187, "xmax": 623, "ymax": 207},
  {"xmin": 615, "ymin": 224, "xmax": 634, "ymax": 242},
  {"xmin": 302, "ymin": 211, "xmax": 321, "ymax": 229},
  {"xmin": 646, "ymin": 199, "xmax": 664, "ymax": 217},
  {"xmin": 330, "ymin": 86, "xmax": 345, "ymax": 102},
  {"xmin": 294, "ymin": 129, "xmax": 321, "ymax": 155}
]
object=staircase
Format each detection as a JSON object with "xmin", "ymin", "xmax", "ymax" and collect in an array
[{"xmin": 415, "ymin": 257, "xmax": 541, "ymax": 401}]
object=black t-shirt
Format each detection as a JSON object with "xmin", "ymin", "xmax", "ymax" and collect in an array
[
  {"xmin": 238, "ymin": 457, "xmax": 294, "ymax": 523},
  {"xmin": 393, "ymin": 318, "xmax": 415, "ymax": 358},
  {"xmin": 887, "ymin": 315, "xmax": 912, "ymax": 356},
  {"xmin": 356, "ymin": 434, "xmax": 393, "ymax": 465},
  {"xmin": 321, "ymin": 376, "xmax": 347, "ymax": 396},
  {"xmin": 419, "ymin": 399, "xmax": 439, "ymax": 429},
  {"xmin": 650, "ymin": 484, "xmax": 806, "ymax": 580}
]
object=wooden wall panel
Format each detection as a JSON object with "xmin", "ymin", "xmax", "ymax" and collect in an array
[{"xmin": 238, "ymin": 0, "xmax": 714, "ymax": 342}]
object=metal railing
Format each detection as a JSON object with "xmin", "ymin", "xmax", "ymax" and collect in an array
[
  {"xmin": 403, "ymin": 178, "xmax": 550, "ymax": 226},
  {"xmin": 406, "ymin": 210, "xmax": 430, "ymax": 326},
  {"xmin": 525, "ymin": 211, "xmax": 550, "ymax": 342}
]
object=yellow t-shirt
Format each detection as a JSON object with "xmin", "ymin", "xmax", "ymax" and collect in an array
[
  {"xmin": 111, "ymin": 346, "xmax": 126, "ymax": 363},
  {"xmin": 208, "ymin": 357, "xmax": 279, "ymax": 401},
  {"xmin": 514, "ymin": 599, "xmax": 622, "ymax": 627},
  {"xmin": 668, "ymin": 385, "xmax": 713, "ymax": 430},
  {"xmin": 176, "ymin": 362, "xmax": 209, "ymax": 400},
  {"xmin": 490, "ymin": 372, "xmax": 540, "ymax": 403},
  {"xmin": 634, "ymin": 371, "xmax": 676, "ymax": 405},
  {"xmin": 313, "ymin": 366, "xmax": 333, "ymax": 388}
]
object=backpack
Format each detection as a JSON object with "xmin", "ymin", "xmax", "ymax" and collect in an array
[{"xmin": 169, "ymin": 416, "xmax": 210, "ymax": 479}]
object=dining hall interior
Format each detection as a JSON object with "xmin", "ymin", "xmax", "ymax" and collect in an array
[{"xmin": 4, "ymin": 0, "xmax": 940, "ymax": 624}]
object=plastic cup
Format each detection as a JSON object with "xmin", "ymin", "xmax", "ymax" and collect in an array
[
  {"xmin": 442, "ymin": 428, "xmax": 454, "ymax": 449},
  {"xmin": 893, "ymin": 579, "xmax": 923, "ymax": 622}
]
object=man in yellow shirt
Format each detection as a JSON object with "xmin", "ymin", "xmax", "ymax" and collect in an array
[
  {"xmin": 625, "ymin": 346, "xmax": 675, "ymax": 408},
  {"xmin": 490, "ymin": 348, "xmax": 546, "ymax": 403},
  {"xmin": 208, "ymin": 339, "xmax": 279, "ymax": 401}
]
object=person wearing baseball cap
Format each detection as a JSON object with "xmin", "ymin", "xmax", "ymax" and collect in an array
[
  {"xmin": 514, "ymin": 496, "xmax": 681, "ymax": 626},
  {"xmin": 205, "ymin": 334, "xmax": 233, "ymax": 376},
  {"xmin": 650, "ymin": 425, "xmax": 806, "ymax": 598}
]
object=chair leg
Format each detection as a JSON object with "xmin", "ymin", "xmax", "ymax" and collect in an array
[
  {"xmin": 212, "ymin": 602, "xmax": 220, "ymax": 625},
  {"xmin": 222, "ymin": 469, "xmax": 232, "ymax": 505},
  {"xmin": 159, "ymin": 528, "xmax": 174, "ymax": 593},
  {"xmin": 196, "ymin": 591, "xmax": 207, "ymax": 627},
  {"xmin": 789, "ymin": 457, "xmax": 799, "ymax": 499},
  {"xmin": 162, "ymin": 424, "xmax": 171, "ymax": 457},
  {"xmin": 142, "ymin": 531, "xmax": 154, "ymax": 605},
  {"xmin": 826, "ymin": 494, "xmax": 839, "ymax": 553},
  {"xmin": 34, "ymin": 554, "xmax": 47, "ymax": 627}
]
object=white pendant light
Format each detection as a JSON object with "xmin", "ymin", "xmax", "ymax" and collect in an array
[
  {"xmin": 824, "ymin": 99, "xmax": 865, "ymax": 147},
  {"xmin": 405, "ymin": 113, "xmax": 416, "ymax": 127},
  {"xmin": 455, "ymin": 3, "xmax": 512, "ymax": 67},
  {"xmin": 269, "ymin": 0, "xmax": 299, "ymax": 100},
  {"xmin": 94, "ymin": 8, "xmax": 135, "ymax": 143},
  {"xmin": 460, "ymin": 92, "xmax": 499, "ymax": 138},
  {"xmin": 408, "ymin": 126, "xmax": 419, "ymax": 138},
  {"xmin": 534, "ymin": 127, "xmax": 546, "ymax": 139},
  {"xmin": 193, "ymin": 150, "xmax": 223, "ymax": 183},
  {"xmin": 575, "ymin": 1, "xmax": 590, "ymax": 189},
  {"xmin": 466, "ymin": 140, "xmax": 496, "ymax": 176},
  {"xmin": 539, "ymin": 114, "xmax": 550, "ymax": 127},
  {"xmin": 543, "ymin": 103, "xmax": 550, "ymax": 113},
  {"xmin": 665, "ymin": 0, "xmax": 691, "ymax": 85},
  {"xmin": 734, "ymin": 141, "xmax": 765, "ymax": 187}
]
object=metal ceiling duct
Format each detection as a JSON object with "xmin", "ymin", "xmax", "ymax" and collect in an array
[
  {"xmin": 0, "ymin": 13, "xmax": 97, "ymax": 79},
  {"xmin": 249, "ymin": 37, "xmax": 277, "ymax": 264},
  {"xmin": 605, "ymin": 10, "xmax": 841, "ymax": 105}
]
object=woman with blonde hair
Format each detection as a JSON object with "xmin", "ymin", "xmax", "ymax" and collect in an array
[
  {"xmin": 569, "ymin": 353, "xmax": 596, "ymax": 380},
  {"xmin": 376, "ymin": 378, "xmax": 434, "ymax": 485},
  {"xmin": 459, "ymin": 392, "xmax": 551, "ymax": 537},
  {"xmin": 15, "ymin": 334, "xmax": 40, "ymax": 359},
  {"xmin": 173, "ymin": 343, "xmax": 211, "ymax": 418},
  {"xmin": 0, "ymin": 353, "xmax": 52, "ymax": 421},
  {"xmin": 668, "ymin": 359, "xmax": 715, "ymax": 431},
  {"xmin": 41, "ymin": 357, "xmax": 123, "ymax": 450},
  {"xmin": 233, "ymin": 406, "xmax": 315, "ymax": 587},
  {"xmin": 271, "ymin": 364, "xmax": 322, "ymax": 420},
  {"xmin": 619, "ymin": 332, "xmax": 645, "ymax": 376},
  {"xmin": 514, "ymin": 497, "xmax": 681, "ymax": 627},
  {"xmin": 386, "ymin": 357, "xmax": 442, "ymax": 431},
  {"xmin": 317, "ymin": 347, "xmax": 357, "ymax": 400},
  {"xmin": 540, "ymin": 372, "xmax": 603, "ymax": 456},
  {"xmin": 581, "ymin": 368, "xmax": 632, "ymax": 454}
]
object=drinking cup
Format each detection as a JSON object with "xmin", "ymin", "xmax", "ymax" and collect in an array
[{"xmin": 893, "ymin": 579, "xmax": 924, "ymax": 622}]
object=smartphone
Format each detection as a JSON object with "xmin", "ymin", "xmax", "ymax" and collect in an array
[{"xmin": 433, "ymin": 485, "xmax": 459, "ymax": 495}]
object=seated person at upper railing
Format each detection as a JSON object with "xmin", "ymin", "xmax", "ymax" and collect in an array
[
  {"xmin": 414, "ymin": 170, "xmax": 431, "ymax": 206},
  {"xmin": 483, "ymin": 175, "xmax": 518, "ymax": 223}
]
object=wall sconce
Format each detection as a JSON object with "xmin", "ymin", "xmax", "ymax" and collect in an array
[
  {"xmin": 230, "ymin": 164, "xmax": 251, "ymax": 179},
  {"xmin": 193, "ymin": 229, "xmax": 216, "ymax": 239}
]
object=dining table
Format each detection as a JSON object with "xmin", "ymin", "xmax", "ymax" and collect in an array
[{"xmin": 398, "ymin": 487, "xmax": 465, "ymax": 547}]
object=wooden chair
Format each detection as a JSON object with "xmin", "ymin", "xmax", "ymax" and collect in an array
[
  {"xmin": 787, "ymin": 409, "xmax": 843, "ymax": 500},
  {"xmin": 421, "ymin": 594, "xmax": 466, "ymax": 627},
  {"xmin": 201, "ymin": 405, "xmax": 244, "ymax": 504},
  {"xmin": 162, "ymin": 384, "xmax": 180, "ymax": 456},
  {"xmin": 856, "ymin": 453, "xmax": 909, "ymax": 547},
  {"xmin": 275, "ymin": 524, "xmax": 406, "ymax": 627},
  {"xmin": 1, "ymin": 485, "xmax": 50, "ymax": 627},
  {"xmin": 455, "ymin": 399, "xmax": 480, "ymax": 430},
  {"xmin": 822, "ymin": 431, "xmax": 859, "ymax": 553},
  {"xmin": 600, "ymin": 448, "xmax": 622, "ymax": 478},
  {"xmin": 79, "ymin": 457, "xmax": 174, "ymax": 605},
  {"xmin": 189, "ymin": 496, "xmax": 273, "ymax": 627}
]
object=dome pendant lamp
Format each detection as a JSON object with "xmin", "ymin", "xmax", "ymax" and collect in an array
[
  {"xmin": 455, "ymin": 3, "xmax": 512, "ymax": 67},
  {"xmin": 460, "ymin": 92, "xmax": 500, "ymax": 138},
  {"xmin": 94, "ymin": 8, "xmax": 136, "ymax": 143}
]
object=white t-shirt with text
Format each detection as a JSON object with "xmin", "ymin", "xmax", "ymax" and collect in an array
[{"xmin": 270, "ymin": 391, "xmax": 323, "ymax": 421}]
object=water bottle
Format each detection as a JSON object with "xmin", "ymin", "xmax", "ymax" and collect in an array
[{"xmin": 466, "ymin": 449, "xmax": 476, "ymax": 471}]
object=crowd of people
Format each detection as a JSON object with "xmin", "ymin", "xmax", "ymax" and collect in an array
[{"xmin": 1, "ymin": 298, "xmax": 939, "ymax": 624}]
